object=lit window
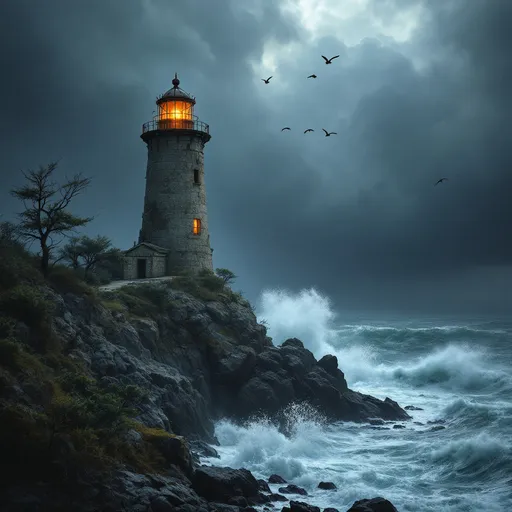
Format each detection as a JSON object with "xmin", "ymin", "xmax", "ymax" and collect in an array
[
  {"xmin": 193, "ymin": 218, "xmax": 201, "ymax": 235},
  {"xmin": 158, "ymin": 100, "xmax": 193, "ymax": 121}
]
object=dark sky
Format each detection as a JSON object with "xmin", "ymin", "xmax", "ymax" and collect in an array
[{"xmin": 1, "ymin": 0, "xmax": 511, "ymax": 315}]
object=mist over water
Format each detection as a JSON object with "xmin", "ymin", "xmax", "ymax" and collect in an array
[{"xmin": 203, "ymin": 288, "xmax": 512, "ymax": 511}]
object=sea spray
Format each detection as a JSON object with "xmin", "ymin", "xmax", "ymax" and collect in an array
[
  {"xmin": 257, "ymin": 287, "xmax": 339, "ymax": 357},
  {"xmin": 235, "ymin": 288, "xmax": 512, "ymax": 510},
  {"xmin": 210, "ymin": 402, "xmax": 328, "ymax": 482}
]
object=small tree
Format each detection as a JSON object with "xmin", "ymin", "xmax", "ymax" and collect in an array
[
  {"xmin": 11, "ymin": 162, "xmax": 92, "ymax": 277},
  {"xmin": 97, "ymin": 248, "xmax": 124, "ymax": 281},
  {"xmin": 59, "ymin": 235, "xmax": 119, "ymax": 280},
  {"xmin": 0, "ymin": 221, "xmax": 22, "ymax": 247},
  {"xmin": 215, "ymin": 268, "xmax": 237, "ymax": 285},
  {"xmin": 59, "ymin": 236, "xmax": 82, "ymax": 269},
  {"xmin": 78, "ymin": 235, "xmax": 112, "ymax": 278}
]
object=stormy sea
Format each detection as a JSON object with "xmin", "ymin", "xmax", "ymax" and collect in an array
[{"xmin": 202, "ymin": 289, "xmax": 512, "ymax": 511}]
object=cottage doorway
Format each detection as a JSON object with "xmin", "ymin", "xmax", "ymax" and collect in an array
[{"xmin": 137, "ymin": 258, "xmax": 147, "ymax": 279}]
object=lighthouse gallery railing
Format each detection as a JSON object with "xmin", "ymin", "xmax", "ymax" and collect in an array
[{"xmin": 142, "ymin": 116, "xmax": 210, "ymax": 135}]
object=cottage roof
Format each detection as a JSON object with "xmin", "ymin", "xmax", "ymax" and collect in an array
[{"xmin": 124, "ymin": 242, "xmax": 169, "ymax": 255}]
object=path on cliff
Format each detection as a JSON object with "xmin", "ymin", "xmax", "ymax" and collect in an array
[{"xmin": 98, "ymin": 276, "xmax": 175, "ymax": 292}]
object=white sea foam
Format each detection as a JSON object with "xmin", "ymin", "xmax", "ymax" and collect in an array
[{"xmin": 200, "ymin": 287, "xmax": 512, "ymax": 511}]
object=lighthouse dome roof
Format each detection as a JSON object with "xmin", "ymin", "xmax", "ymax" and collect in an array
[
  {"xmin": 161, "ymin": 86, "xmax": 194, "ymax": 100},
  {"xmin": 158, "ymin": 73, "xmax": 195, "ymax": 103}
]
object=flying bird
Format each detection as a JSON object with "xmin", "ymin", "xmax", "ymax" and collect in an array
[
  {"xmin": 435, "ymin": 178, "xmax": 448, "ymax": 186},
  {"xmin": 322, "ymin": 129, "xmax": 337, "ymax": 137},
  {"xmin": 307, "ymin": 74, "xmax": 317, "ymax": 78},
  {"xmin": 261, "ymin": 76, "xmax": 273, "ymax": 84},
  {"xmin": 322, "ymin": 55, "xmax": 339, "ymax": 64},
  {"xmin": 304, "ymin": 129, "xmax": 314, "ymax": 133},
  {"xmin": 281, "ymin": 127, "xmax": 291, "ymax": 131}
]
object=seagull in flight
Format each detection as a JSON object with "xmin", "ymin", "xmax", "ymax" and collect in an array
[
  {"xmin": 304, "ymin": 129, "xmax": 314, "ymax": 133},
  {"xmin": 261, "ymin": 76, "xmax": 273, "ymax": 84},
  {"xmin": 322, "ymin": 55, "xmax": 339, "ymax": 64},
  {"xmin": 435, "ymin": 178, "xmax": 448, "ymax": 186},
  {"xmin": 281, "ymin": 127, "xmax": 291, "ymax": 131},
  {"xmin": 307, "ymin": 74, "xmax": 317, "ymax": 78},
  {"xmin": 322, "ymin": 129, "xmax": 337, "ymax": 137}
]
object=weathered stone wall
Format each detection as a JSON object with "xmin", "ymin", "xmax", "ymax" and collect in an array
[
  {"xmin": 139, "ymin": 132, "xmax": 213, "ymax": 275},
  {"xmin": 123, "ymin": 247, "xmax": 167, "ymax": 279},
  {"xmin": 123, "ymin": 257, "xmax": 137, "ymax": 280}
]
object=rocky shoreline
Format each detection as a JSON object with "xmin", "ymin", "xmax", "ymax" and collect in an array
[
  {"xmin": 1, "ymin": 277, "xmax": 408, "ymax": 511},
  {"xmin": 50, "ymin": 284, "xmax": 410, "ymax": 443},
  {"xmin": 6, "ymin": 449, "xmax": 400, "ymax": 512}
]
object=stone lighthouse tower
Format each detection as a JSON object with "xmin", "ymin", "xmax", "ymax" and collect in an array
[{"xmin": 123, "ymin": 74, "xmax": 213, "ymax": 280}]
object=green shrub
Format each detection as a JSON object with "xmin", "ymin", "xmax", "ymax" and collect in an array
[
  {"xmin": 0, "ymin": 285, "xmax": 53, "ymax": 329},
  {"xmin": 46, "ymin": 265, "xmax": 96, "ymax": 299},
  {"xmin": 101, "ymin": 299, "xmax": 126, "ymax": 314},
  {"xmin": 130, "ymin": 284, "xmax": 169, "ymax": 312},
  {"xmin": 199, "ymin": 270, "xmax": 226, "ymax": 292},
  {"xmin": 0, "ymin": 243, "xmax": 42, "ymax": 292},
  {"xmin": 0, "ymin": 338, "xmax": 22, "ymax": 369},
  {"xmin": 101, "ymin": 284, "xmax": 171, "ymax": 318},
  {"xmin": 0, "ymin": 332, "xmax": 171, "ymax": 486},
  {"xmin": 0, "ymin": 316, "xmax": 16, "ymax": 338},
  {"xmin": 169, "ymin": 274, "xmax": 223, "ymax": 301}
]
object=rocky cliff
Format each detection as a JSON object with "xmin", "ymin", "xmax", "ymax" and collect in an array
[
  {"xmin": 0, "ymin": 263, "xmax": 407, "ymax": 511},
  {"xmin": 52, "ymin": 281, "xmax": 409, "ymax": 443}
]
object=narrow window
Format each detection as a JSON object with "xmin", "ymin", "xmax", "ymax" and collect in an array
[
  {"xmin": 193, "ymin": 218, "xmax": 201, "ymax": 235},
  {"xmin": 193, "ymin": 169, "xmax": 200, "ymax": 184}
]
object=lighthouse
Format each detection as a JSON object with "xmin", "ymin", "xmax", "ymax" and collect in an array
[{"xmin": 123, "ymin": 74, "xmax": 213, "ymax": 280}]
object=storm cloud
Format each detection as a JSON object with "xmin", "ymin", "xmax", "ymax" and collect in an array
[{"xmin": 0, "ymin": 0, "xmax": 510, "ymax": 314}]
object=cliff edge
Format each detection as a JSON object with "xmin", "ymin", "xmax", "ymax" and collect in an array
[
  {"xmin": 0, "ymin": 250, "xmax": 407, "ymax": 511},
  {"xmin": 55, "ymin": 278, "xmax": 409, "ymax": 442}
]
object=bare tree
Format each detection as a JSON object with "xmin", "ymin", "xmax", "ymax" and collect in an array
[{"xmin": 11, "ymin": 162, "xmax": 92, "ymax": 276}]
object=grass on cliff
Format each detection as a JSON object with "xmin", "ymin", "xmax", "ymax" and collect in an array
[
  {"xmin": 99, "ymin": 269, "xmax": 254, "ymax": 320},
  {"xmin": 0, "ymin": 238, "xmax": 188, "ymax": 487},
  {"xmin": 0, "ymin": 334, "xmax": 181, "ymax": 484}
]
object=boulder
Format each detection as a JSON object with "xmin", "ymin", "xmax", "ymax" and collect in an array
[
  {"xmin": 318, "ymin": 481, "xmax": 337, "ymax": 490},
  {"xmin": 347, "ymin": 497, "xmax": 399, "ymax": 512},
  {"xmin": 278, "ymin": 484, "xmax": 308, "ymax": 496},
  {"xmin": 268, "ymin": 474, "xmax": 287, "ymax": 484},
  {"xmin": 192, "ymin": 466, "xmax": 259, "ymax": 503},
  {"xmin": 282, "ymin": 501, "xmax": 321, "ymax": 512}
]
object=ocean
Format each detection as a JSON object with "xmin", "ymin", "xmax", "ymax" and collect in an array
[{"xmin": 201, "ymin": 289, "xmax": 512, "ymax": 511}]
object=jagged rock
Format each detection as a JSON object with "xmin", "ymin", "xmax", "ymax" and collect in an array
[
  {"xmin": 192, "ymin": 466, "xmax": 260, "ymax": 503},
  {"xmin": 404, "ymin": 405, "xmax": 423, "ymax": 411},
  {"xmin": 282, "ymin": 501, "xmax": 321, "ymax": 512},
  {"xmin": 41, "ymin": 284, "xmax": 410, "ymax": 443},
  {"xmin": 316, "ymin": 354, "xmax": 338, "ymax": 374},
  {"xmin": 205, "ymin": 503, "xmax": 240, "ymax": 511},
  {"xmin": 318, "ymin": 481, "xmax": 337, "ymax": 490},
  {"xmin": 153, "ymin": 435, "xmax": 194, "ymax": 477},
  {"xmin": 347, "ymin": 497, "xmax": 399, "ymax": 512},
  {"xmin": 227, "ymin": 495, "xmax": 248, "ymax": 506},
  {"xmin": 190, "ymin": 440, "xmax": 220, "ymax": 459},
  {"xmin": 281, "ymin": 337, "xmax": 305, "ymax": 349},
  {"xmin": 268, "ymin": 474, "xmax": 287, "ymax": 484},
  {"xmin": 269, "ymin": 493, "xmax": 288, "ymax": 501},
  {"xmin": 278, "ymin": 484, "xmax": 308, "ymax": 496},
  {"xmin": 257, "ymin": 479, "xmax": 271, "ymax": 493}
]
